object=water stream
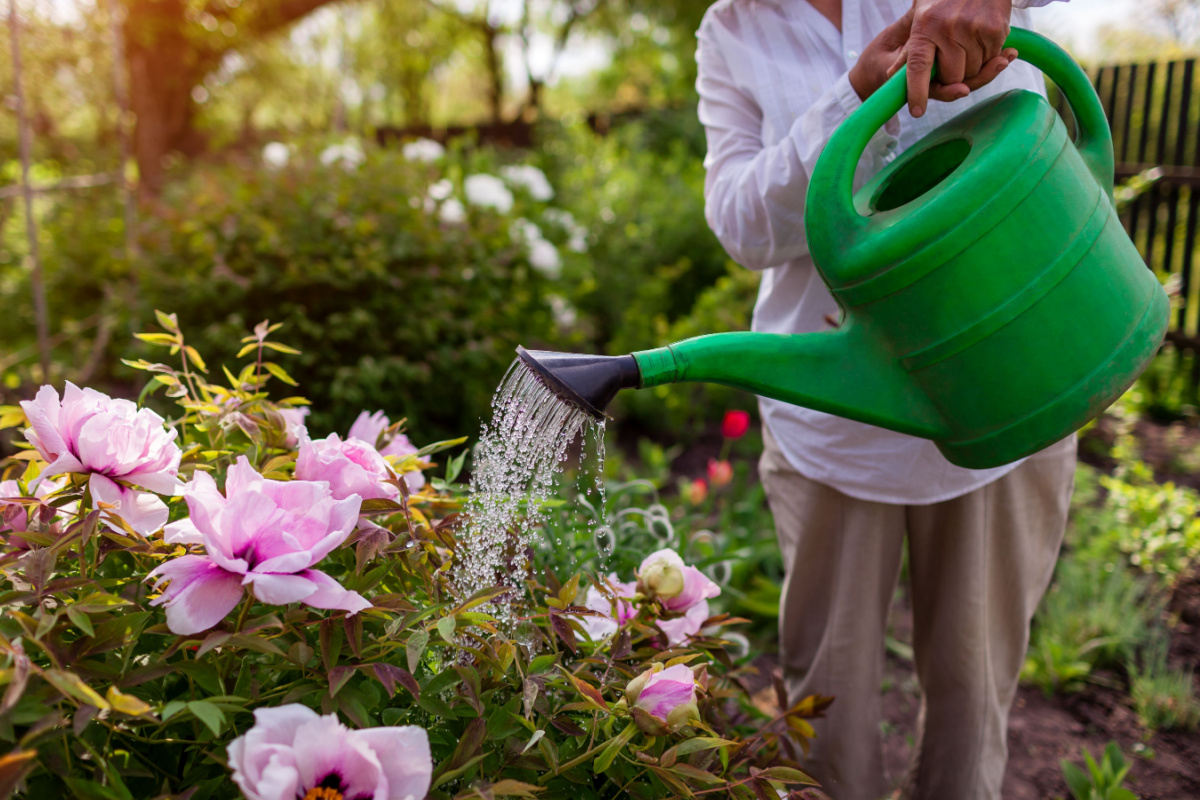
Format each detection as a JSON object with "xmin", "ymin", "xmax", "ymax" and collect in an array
[{"xmin": 457, "ymin": 360, "xmax": 606, "ymax": 628}]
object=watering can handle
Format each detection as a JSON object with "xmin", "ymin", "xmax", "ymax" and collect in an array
[{"xmin": 808, "ymin": 27, "xmax": 1114, "ymax": 235}]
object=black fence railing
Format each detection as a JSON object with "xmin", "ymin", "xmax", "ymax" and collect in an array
[{"xmin": 1052, "ymin": 58, "xmax": 1200, "ymax": 401}]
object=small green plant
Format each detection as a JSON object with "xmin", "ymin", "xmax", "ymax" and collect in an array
[
  {"xmin": 1129, "ymin": 635, "xmax": 1200, "ymax": 732},
  {"xmin": 1022, "ymin": 557, "xmax": 1160, "ymax": 695},
  {"xmin": 1061, "ymin": 742, "xmax": 1139, "ymax": 800}
]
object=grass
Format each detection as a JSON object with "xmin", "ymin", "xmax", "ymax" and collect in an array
[{"xmin": 1129, "ymin": 635, "xmax": 1200, "ymax": 732}]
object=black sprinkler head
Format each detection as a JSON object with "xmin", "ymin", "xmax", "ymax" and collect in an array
[{"xmin": 516, "ymin": 346, "xmax": 642, "ymax": 420}]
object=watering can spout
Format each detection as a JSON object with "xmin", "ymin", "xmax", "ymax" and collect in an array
[{"xmin": 516, "ymin": 326, "xmax": 949, "ymax": 440}]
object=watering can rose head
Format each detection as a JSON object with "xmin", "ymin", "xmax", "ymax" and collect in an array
[
  {"xmin": 228, "ymin": 704, "xmax": 432, "ymax": 800},
  {"xmin": 626, "ymin": 663, "xmax": 700, "ymax": 734}
]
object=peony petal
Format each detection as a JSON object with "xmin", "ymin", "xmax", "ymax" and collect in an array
[
  {"xmin": 163, "ymin": 518, "xmax": 205, "ymax": 545},
  {"xmin": 89, "ymin": 474, "xmax": 169, "ymax": 536},
  {"xmin": 20, "ymin": 384, "xmax": 67, "ymax": 460},
  {"xmin": 668, "ymin": 565, "xmax": 722, "ymax": 611},
  {"xmin": 121, "ymin": 468, "xmax": 184, "ymax": 496},
  {"xmin": 297, "ymin": 569, "xmax": 372, "ymax": 615},
  {"xmin": 293, "ymin": 716, "xmax": 385, "ymax": 800},
  {"xmin": 348, "ymin": 410, "xmax": 388, "ymax": 447},
  {"xmin": 635, "ymin": 665, "xmax": 697, "ymax": 720},
  {"xmin": 29, "ymin": 451, "xmax": 87, "ymax": 490},
  {"xmin": 148, "ymin": 555, "xmax": 244, "ymax": 635},
  {"xmin": 356, "ymin": 725, "xmax": 433, "ymax": 800},
  {"xmin": 244, "ymin": 572, "xmax": 320, "ymax": 605},
  {"xmin": 656, "ymin": 600, "xmax": 710, "ymax": 647},
  {"xmin": 228, "ymin": 704, "xmax": 321, "ymax": 800}
]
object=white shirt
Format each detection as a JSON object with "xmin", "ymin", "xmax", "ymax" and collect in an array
[{"xmin": 696, "ymin": 0, "xmax": 1068, "ymax": 504}]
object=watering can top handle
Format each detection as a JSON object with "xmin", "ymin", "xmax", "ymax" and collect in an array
[{"xmin": 809, "ymin": 27, "xmax": 1114, "ymax": 232}]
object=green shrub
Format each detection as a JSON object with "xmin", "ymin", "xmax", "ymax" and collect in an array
[
  {"xmin": 1069, "ymin": 460, "xmax": 1200, "ymax": 587},
  {"xmin": 11, "ymin": 123, "xmax": 755, "ymax": 442}
]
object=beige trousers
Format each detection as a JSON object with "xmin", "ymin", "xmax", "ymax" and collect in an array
[{"xmin": 759, "ymin": 426, "xmax": 1076, "ymax": 800}]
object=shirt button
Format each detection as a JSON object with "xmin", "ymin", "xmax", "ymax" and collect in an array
[{"xmin": 848, "ymin": 50, "xmax": 860, "ymax": 60}]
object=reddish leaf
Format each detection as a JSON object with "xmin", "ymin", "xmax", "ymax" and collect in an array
[
  {"xmin": 367, "ymin": 664, "xmax": 420, "ymax": 699},
  {"xmin": 328, "ymin": 665, "xmax": 354, "ymax": 697},
  {"xmin": 549, "ymin": 611, "xmax": 577, "ymax": 655},
  {"xmin": 549, "ymin": 716, "xmax": 586, "ymax": 736},
  {"xmin": 448, "ymin": 717, "xmax": 488, "ymax": 770}
]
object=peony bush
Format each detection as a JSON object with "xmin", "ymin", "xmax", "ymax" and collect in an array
[{"xmin": 0, "ymin": 316, "xmax": 829, "ymax": 800}]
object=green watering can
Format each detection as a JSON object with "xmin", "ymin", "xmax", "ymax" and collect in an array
[{"xmin": 518, "ymin": 27, "xmax": 1169, "ymax": 469}]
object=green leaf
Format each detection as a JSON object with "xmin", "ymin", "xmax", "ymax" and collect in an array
[
  {"xmin": 134, "ymin": 332, "xmax": 178, "ymax": 346},
  {"xmin": 66, "ymin": 607, "xmax": 93, "ymax": 637},
  {"xmin": 263, "ymin": 341, "xmax": 302, "ymax": 355},
  {"xmin": 44, "ymin": 670, "xmax": 110, "ymax": 709},
  {"xmin": 187, "ymin": 700, "xmax": 225, "ymax": 736},
  {"xmin": 236, "ymin": 343, "xmax": 259, "ymax": 358},
  {"xmin": 594, "ymin": 722, "xmax": 638, "ymax": 774},
  {"xmin": 437, "ymin": 615, "xmax": 457, "ymax": 644},
  {"xmin": 406, "ymin": 629, "xmax": 429, "ymax": 673},
  {"xmin": 415, "ymin": 437, "xmax": 469, "ymax": 457},
  {"xmin": 757, "ymin": 766, "xmax": 817, "ymax": 785},
  {"xmin": 1061, "ymin": 760, "xmax": 1092, "ymax": 800},
  {"xmin": 105, "ymin": 686, "xmax": 154, "ymax": 718},
  {"xmin": 528, "ymin": 654, "xmax": 557, "ymax": 674},
  {"xmin": 488, "ymin": 779, "xmax": 545, "ymax": 797},
  {"xmin": 446, "ymin": 450, "xmax": 467, "ymax": 483},
  {"xmin": 154, "ymin": 309, "xmax": 180, "ymax": 333},
  {"xmin": 263, "ymin": 362, "xmax": 298, "ymax": 386},
  {"xmin": 64, "ymin": 777, "xmax": 125, "ymax": 800},
  {"xmin": 185, "ymin": 345, "xmax": 208, "ymax": 373}
]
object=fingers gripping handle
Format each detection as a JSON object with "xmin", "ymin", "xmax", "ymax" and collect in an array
[{"xmin": 806, "ymin": 27, "xmax": 1114, "ymax": 242}]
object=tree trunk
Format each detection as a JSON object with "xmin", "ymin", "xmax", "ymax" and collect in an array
[
  {"xmin": 125, "ymin": 0, "xmax": 204, "ymax": 196},
  {"xmin": 123, "ymin": 0, "xmax": 339, "ymax": 195},
  {"xmin": 482, "ymin": 24, "xmax": 504, "ymax": 125}
]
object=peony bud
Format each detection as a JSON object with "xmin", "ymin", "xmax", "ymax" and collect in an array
[
  {"xmin": 686, "ymin": 478, "xmax": 708, "ymax": 505},
  {"xmin": 628, "ymin": 663, "xmax": 699, "ymax": 733},
  {"xmin": 639, "ymin": 551, "xmax": 685, "ymax": 601},
  {"xmin": 707, "ymin": 459, "xmax": 733, "ymax": 488}
]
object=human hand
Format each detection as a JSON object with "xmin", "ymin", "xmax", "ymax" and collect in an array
[{"xmin": 896, "ymin": 0, "xmax": 1017, "ymax": 118}]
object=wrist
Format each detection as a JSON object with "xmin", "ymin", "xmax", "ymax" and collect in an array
[{"xmin": 849, "ymin": 62, "xmax": 879, "ymax": 101}]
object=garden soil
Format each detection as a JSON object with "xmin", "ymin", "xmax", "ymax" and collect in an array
[{"xmin": 881, "ymin": 587, "xmax": 1200, "ymax": 799}]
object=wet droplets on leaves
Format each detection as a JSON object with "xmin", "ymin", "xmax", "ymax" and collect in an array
[{"xmin": 457, "ymin": 360, "xmax": 606, "ymax": 630}]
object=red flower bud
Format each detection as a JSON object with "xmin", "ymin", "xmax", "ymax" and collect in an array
[{"xmin": 721, "ymin": 410, "xmax": 750, "ymax": 439}]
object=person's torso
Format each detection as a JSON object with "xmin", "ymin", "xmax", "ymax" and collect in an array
[{"xmin": 708, "ymin": 0, "xmax": 1058, "ymax": 504}]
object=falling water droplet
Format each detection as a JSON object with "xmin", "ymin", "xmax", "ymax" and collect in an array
[{"xmin": 455, "ymin": 360, "xmax": 607, "ymax": 633}]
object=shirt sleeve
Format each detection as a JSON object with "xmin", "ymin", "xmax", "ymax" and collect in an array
[{"xmin": 696, "ymin": 23, "xmax": 898, "ymax": 271}]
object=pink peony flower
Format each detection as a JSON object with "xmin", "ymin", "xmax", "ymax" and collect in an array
[
  {"xmin": 149, "ymin": 457, "xmax": 369, "ymax": 635},
  {"xmin": 348, "ymin": 410, "xmax": 425, "ymax": 492},
  {"xmin": 685, "ymin": 478, "xmax": 708, "ymax": 505},
  {"xmin": 278, "ymin": 406, "xmax": 310, "ymax": 448},
  {"xmin": 627, "ymin": 663, "xmax": 699, "ymax": 733},
  {"xmin": 0, "ymin": 479, "xmax": 67, "ymax": 548},
  {"xmin": 637, "ymin": 549, "xmax": 721, "ymax": 646},
  {"xmin": 228, "ymin": 704, "xmax": 432, "ymax": 800},
  {"xmin": 20, "ymin": 383, "xmax": 182, "ymax": 535},
  {"xmin": 577, "ymin": 577, "xmax": 638, "ymax": 641},
  {"xmin": 721, "ymin": 409, "xmax": 751, "ymax": 439},
  {"xmin": 295, "ymin": 434, "xmax": 398, "ymax": 502}
]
